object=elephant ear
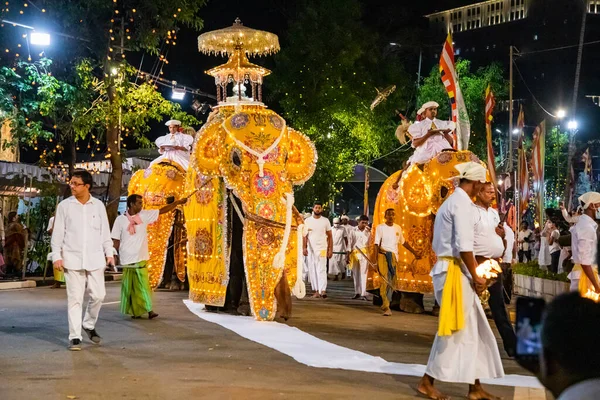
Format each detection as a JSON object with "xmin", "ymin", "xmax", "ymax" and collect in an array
[
  {"xmin": 285, "ymin": 128, "xmax": 317, "ymax": 185},
  {"xmin": 190, "ymin": 113, "xmax": 226, "ymax": 175}
]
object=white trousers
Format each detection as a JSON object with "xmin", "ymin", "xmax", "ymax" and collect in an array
[
  {"xmin": 352, "ymin": 258, "xmax": 368, "ymax": 296},
  {"xmin": 570, "ymin": 279, "xmax": 579, "ymax": 292},
  {"xmin": 329, "ymin": 253, "xmax": 346, "ymax": 275},
  {"xmin": 64, "ymin": 268, "xmax": 106, "ymax": 340},
  {"xmin": 307, "ymin": 248, "xmax": 328, "ymax": 293},
  {"xmin": 425, "ymin": 271, "xmax": 504, "ymax": 384}
]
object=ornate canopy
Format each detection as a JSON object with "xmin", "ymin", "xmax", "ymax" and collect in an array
[{"xmin": 197, "ymin": 18, "xmax": 280, "ymax": 57}]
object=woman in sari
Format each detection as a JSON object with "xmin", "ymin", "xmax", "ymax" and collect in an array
[{"xmin": 4, "ymin": 212, "xmax": 27, "ymax": 276}]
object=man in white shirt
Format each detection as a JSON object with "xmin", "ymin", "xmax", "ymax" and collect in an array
[
  {"xmin": 548, "ymin": 221, "xmax": 561, "ymax": 274},
  {"xmin": 474, "ymin": 182, "xmax": 516, "ymax": 357},
  {"xmin": 329, "ymin": 217, "xmax": 348, "ymax": 280},
  {"xmin": 418, "ymin": 162, "xmax": 504, "ymax": 400},
  {"xmin": 303, "ymin": 202, "xmax": 333, "ymax": 298},
  {"xmin": 373, "ymin": 208, "xmax": 420, "ymax": 316},
  {"xmin": 518, "ymin": 222, "xmax": 533, "ymax": 262},
  {"xmin": 533, "ymin": 292, "xmax": 600, "ymax": 400},
  {"xmin": 112, "ymin": 194, "xmax": 186, "ymax": 319},
  {"xmin": 567, "ymin": 191, "xmax": 600, "ymax": 294},
  {"xmin": 349, "ymin": 215, "xmax": 371, "ymax": 300},
  {"xmin": 51, "ymin": 170, "xmax": 114, "ymax": 351},
  {"xmin": 407, "ymin": 101, "xmax": 456, "ymax": 165},
  {"xmin": 149, "ymin": 119, "xmax": 195, "ymax": 170}
]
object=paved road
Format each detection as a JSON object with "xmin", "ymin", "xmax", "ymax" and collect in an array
[{"xmin": 0, "ymin": 280, "xmax": 547, "ymax": 399}]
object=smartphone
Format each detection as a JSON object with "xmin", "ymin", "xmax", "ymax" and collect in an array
[{"xmin": 515, "ymin": 296, "xmax": 545, "ymax": 372}]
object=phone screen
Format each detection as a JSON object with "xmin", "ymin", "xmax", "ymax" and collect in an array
[{"xmin": 516, "ymin": 297, "xmax": 545, "ymax": 359}]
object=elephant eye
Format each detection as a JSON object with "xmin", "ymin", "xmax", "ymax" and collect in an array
[{"xmin": 231, "ymin": 149, "xmax": 242, "ymax": 167}]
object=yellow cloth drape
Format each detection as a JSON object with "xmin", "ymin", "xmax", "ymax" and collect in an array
[
  {"xmin": 348, "ymin": 248, "xmax": 367, "ymax": 269},
  {"xmin": 377, "ymin": 252, "xmax": 397, "ymax": 310},
  {"xmin": 573, "ymin": 264, "xmax": 600, "ymax": 300},
  {"xmin": 438, "ymin": 257, "xmax": 465, "ymax": 336}
]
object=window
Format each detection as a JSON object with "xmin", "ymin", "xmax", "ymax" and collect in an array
[
  {"xmin": 496, "ymin": 3, "xmax": 500, "ymax": 10},
  {"xmin": 467, "ymin": 9, "xmax": 471, "ymax": 16},
  {"xmin": 477, "ymin": 7, "xmax": 481, "ymax": 14},
  {"xmin": 459, "ymin": 11, "xmax": 462, "ymax": 18}
]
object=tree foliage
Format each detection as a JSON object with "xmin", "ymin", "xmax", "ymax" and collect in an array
[
  {"xmin": 417, "ymin": 59, "xmax": 508, "ymax": 158},
  {"xmin": 269, "ymin": 0, "xmax": 413, "ymax": 209}
]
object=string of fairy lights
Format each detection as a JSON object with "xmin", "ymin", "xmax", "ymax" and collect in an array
[{"xmin": 1, "ymin": 0, "xmax": 215, "ymax": 183}]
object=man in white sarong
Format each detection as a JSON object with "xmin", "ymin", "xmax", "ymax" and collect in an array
[
  {"xmin": 417, "ymin": 162, "xmax": 504, "ymax": 400},
  {"xmin": 149, "ymin": 119, "xmax": 194, "ymax": 170},
  {"xmin": 330, "ymin": 217, "xmax": 348, "ymax": 280},
  {"xmin": 407, "ymin": 101, "xmax": 456, "ymax": 165},
  {"xmin": 349, "ymin": 215, "xmax": 370, "ymax": 300},
  {"xmin": 567, "ymin": 191, "xmax": 600, "ymax": 294},
  {"xmin": 303, "ymin": 202, "xmax": 333, "ymax": 298}
]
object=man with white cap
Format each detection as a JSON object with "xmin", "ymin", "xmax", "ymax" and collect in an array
[
  {"xmin": 417, "ymin": 161, "xmax": 504, "ymax": 400},
  {"xmin": 330, "ymin": 217, "xmax": 348, "ymax": 280},
  {"xmin": 407, "ymin": 101, "xmax": 456, "ymax": 165},
  {"xmin": 567, "ymin": 191, "xmax": 600, "ymax": 295},
  {"xmin": 149, "ymin": 119, "xmax": 195, "ymax": 170}
]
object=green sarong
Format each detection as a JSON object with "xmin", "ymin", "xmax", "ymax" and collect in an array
[{"xmin": 120, "ymin": 261, "xmax": 153, "ymax": 317}]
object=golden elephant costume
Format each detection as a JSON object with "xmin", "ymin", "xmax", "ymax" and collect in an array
[
  {"xmin": 183, "ymin": 19, "xmax": 317, "ymax": 321},
  {"xmin": 128, "ymin": 162, "xmax": 188, "ymax": 288},
  {"xmin": 369, "ymin": 150, "xmax": 488, "ymax": 295}
]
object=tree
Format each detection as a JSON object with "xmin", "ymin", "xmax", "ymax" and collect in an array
[
  {"xmin": 543, "ymin": 125, "xmax": 569, "ymax": 208},
  {"xmin": 417, "ymin": 59, "xmax": 508, "ymax": 159},
  {"xmin": 270, "ymin": 0, "xmax": 413, "ymax": 208},
  {"xmin": 1, "ymin": 0, "xmax": 207, "ymax": 222},
  {"xmin": 574, "ymin": 171, "xmax": 592, "ymax": 203}
]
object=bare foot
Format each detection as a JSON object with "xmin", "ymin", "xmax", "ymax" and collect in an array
[
  {"xmin": 51, "ymin": 282, "xmax": 61, "ymax": 289},
  {"xmin": 383, "ymin": 308, "xmax": 392, "ymax": 316},
  {"xmin": 311, "ymin": 292, "xmax": 321, "ymax": 298},
  {"xmin": 417, "ymin": 375, "xmax": 450, "ymax": 400},
  {"xmin": 321, "ymin": 292, "xmax": 328, "ymax": 299},
  {"xmin": 148, "ymin": 311, "xmax": 159, "ymax": 320},
  {"xmin": 468, "ymin": 382, "xmax": 501, "ymax": 400}
]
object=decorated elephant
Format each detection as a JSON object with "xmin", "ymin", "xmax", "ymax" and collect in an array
[
  {"xmin": 369, "ymin": 150, "xmax": 489, "ymax": 313},
  {"xmin": 128, "ymin": 162, "xmax": 188, "ymax": 289},
  {"xmin": 183, "ymin": 105, "xmax": 317, "ymax": 321}
]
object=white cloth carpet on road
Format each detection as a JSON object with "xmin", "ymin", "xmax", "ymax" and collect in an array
[{"xmin": 183, "ymin": 300, "xmax": 542, "ymax": 389}]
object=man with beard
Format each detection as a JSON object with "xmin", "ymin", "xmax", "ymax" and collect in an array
[{"xmin": 303, "ymin": 202, "xmax": 332, "ymax": 298}]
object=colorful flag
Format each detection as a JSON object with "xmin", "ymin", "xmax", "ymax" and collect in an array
[
  {"xmin": 485, "ymin": 84, "xmax": 497, "ymax": 187},
  {"xmin": 582, "ymin": 147, "xmax": 592, "ymax": 178},
  {"xmin": 531, "ymin": 120, "xmax": 546, "ymax": 223},
  {"xmin": 440, "ymin": 33, "xmax": 471, "ymax": 150},
  {"xmin": 363, "ymin": 167, "xmax": 370, "ymax": 217},
  {"xmin": 517, "ymin": 105, "xmax": 529, "ymax": 215}
]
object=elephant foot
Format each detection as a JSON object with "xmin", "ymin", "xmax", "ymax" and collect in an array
[
  {"xmin": 168, "ymin": 277, "xmax": 183, "ymax": 291},
  {"xmin": 399, "ymin": 292, "xmax": 425, "ymax": 314},
  {"xmin": 274, "ymin": 271, "xmax": 292, "ymax": 321},
  {"xmin": 237, "ymin": 303, "xmax": 251, "ymax": 316}
]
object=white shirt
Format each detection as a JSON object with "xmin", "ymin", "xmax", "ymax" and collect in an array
[
  {"xmin": 46, "ymin": 216, "xmax": 55, "ymax": 232},
  {"xmin": 374, "ymin": 223, "xmax": 405, "ymax": 257},
  {"xmin": 51, "ymin": 196, "xmax": 113, "ymax": 271},
  {"xmin": 502, "ymin": 222, "xmax": 515, "ymax": 263},
  {"xmin": 111, "ymin": 210, "xmax": 160, "ymax": 265},
  {"xmin": 304, "ymin": 215, "xmax": 332, "ymax": 251},
  {"xmin": 557, "ymin": 378, "xmax": 600, "ymax": 400},
  {"xmin": 561, "ymin": 208, "xmax": 580, "ymax": 224},
  {"xmin": 150, "ymin": 132, "xmax": 194, "ymax": 170},
  {"xmin": 331, "ymin": 225, "xmax": 347, "ymax": 252},
  {"xmin": 518, "ymin": 229, "xmax": 533, "ymax": 251},
  {"xmin": 473, "ymin": 204, "xmax": 504, "ymax": 259},
  {"xmin": 549, "ymin": 229, "xmax": 561, "ymax": 254},
  {"xmin": 570, "ymin": 214, "xmax": 598, "ymax": 266},
  {"xmin": 431, "ymin": 187, "xmax": 475, "ymax": 277},
  {"xmin": 407, "ymin": 118, "xmax": 456, "ymax": 164},
  {"xmin": 351, "ymin": 227, "xmax": 370, "ymax": 250}
]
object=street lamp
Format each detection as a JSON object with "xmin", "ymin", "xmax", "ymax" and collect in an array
[
  {"xmin": 556, "ymin": 109, "xmax": 566, "ymax": 119},
  {"xmin": 30, "ymin": 32, "xmax": 50, "ymax": 46},
  {"xmin": 495, "ymin": 128, "xmax": 502, "ymax": 133},
  {"xmin": 171, "ymin": 88, "xmax": 185, "ymax": 101},
  {"xmin": 567, "ymin": 120, "xmax": 578, "ymax": 130},
  {"xmin": 512, "ymin": 128, "xmax": 520, "ymax": 135}
]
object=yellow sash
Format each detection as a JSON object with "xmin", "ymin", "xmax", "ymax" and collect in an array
[
  {"xmin": 572, "ymin": 264, "xmax": 600, "ymax": 300},
  {"xmin": 348, "ymin": 247, "xmax": 367, "ymax": 269},
  {"xmin": 438, "ymin": 257, "xmax": 465, "ymax": 336}
]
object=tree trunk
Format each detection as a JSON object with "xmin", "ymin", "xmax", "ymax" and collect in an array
[
  {"xmin": 105, "ymin": 77, "xmax": 122, "ymax": 226},
  {"xmin": 61, "ymin": 135, "xmax": 77, "ymax": 199}
]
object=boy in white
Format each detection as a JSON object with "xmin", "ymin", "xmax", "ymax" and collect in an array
[
  {"xmin": 112, "ymin": 194, "xmax": 186, "ymax": 319},
  {"xmin": 149, "ymin": 119, "xmax": 194, "ymax": 170},
  {"xmin": 373, "ymin": 208, "xmax": 420, "ymax": 316},
  {"xmin": 417, "ymin": 162, "xmax": 503, "ymax": 400},
  {"xmin": 330, "ymin": 217, "xmax": 348, "ymax": 280},
  {"xmin": 51, "ymin": 170, "xmax": 114, "ymax": 351},
  {"xmin": 407, "ymin": 101, "xmax": 456, "ymax": 165},
  {"xmin": 302, "ymin": 202, "xmax": 333, "ymax": 298},
  {"xmin": 568, "ymin": 191, "xmax": 600, "ymax": 294},
  {"xmin": 350, "ymin": 215, "xmax": 370, "ymax": 300}
]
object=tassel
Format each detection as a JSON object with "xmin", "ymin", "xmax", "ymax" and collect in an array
[{"xmin": 272, "ymin": 193, "xmax": 294, "ymax": 270}]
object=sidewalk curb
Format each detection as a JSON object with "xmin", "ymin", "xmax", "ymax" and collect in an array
[{"xmin": 0, "ymin": 273, "xmax": 122, "ymax": 289}]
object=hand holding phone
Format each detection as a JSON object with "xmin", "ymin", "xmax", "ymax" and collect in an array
[{"xmin": 516, "ymin": 296, "xmax": 546, "ymax": 373}]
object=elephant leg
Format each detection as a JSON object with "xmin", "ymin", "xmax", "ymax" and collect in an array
[
  {"xmin": 399, "ymin": 292, "xmax": 425, "ymax": 314},
  {"xmin": 275, "ymin": 269, "xmax": 292, "ymax": 321}
]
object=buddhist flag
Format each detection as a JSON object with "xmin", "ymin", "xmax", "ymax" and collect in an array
[
  {"xmin": 440, "ymin": 33, "xmax": 471, "ymax": 150},
  {"xmin": 517, "ymin": 105, "xmax": 529, "ymax": 214},
  {"xmin": 531, "ymin": 120, "xmax": 546, "ymax": 222},
  {"xmin": 485, "ymin": 84, "xmax": 497, "ymax": 187},
  {"xmin": 364, "ymin": 167, "xmax": 370, "ymax": 217}
]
